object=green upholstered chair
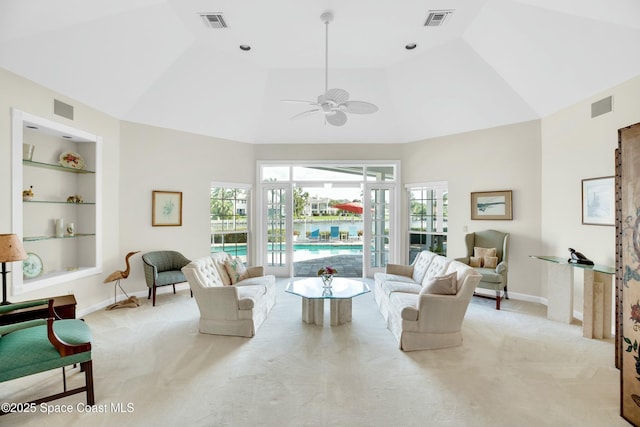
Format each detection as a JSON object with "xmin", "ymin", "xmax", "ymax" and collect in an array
[
  {"xmin": 457, "ymin": 230, "xmax": 509, "ymax": 310},
  {"xmin": 0, "ymin": 299, "xmax": 94, "ymax": 414},
  {"xmin": 142, "ymin": 250, "xmax": 191, "ymax": 306}
]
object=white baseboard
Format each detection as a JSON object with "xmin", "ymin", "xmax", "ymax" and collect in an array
[
  {"xmin": 77, "ymin": 282, "xmax": 191, "ymax": 318},
  {"xmin": 473, "ymin": 288, "xmax": 547, "ymax": 306}
]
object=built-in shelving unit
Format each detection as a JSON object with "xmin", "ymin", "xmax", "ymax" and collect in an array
[{"xmin": 11, "ymin": 108, "xmax": 102, "ymax": 294}]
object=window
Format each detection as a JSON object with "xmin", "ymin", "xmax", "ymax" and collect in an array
[
  {"xmin": 210, "ymin": 186, "xmax": 250, "ymax": 263},
  {"xmin": 407, "ymin": 182, "xmax": 448, "ymax": 262}
]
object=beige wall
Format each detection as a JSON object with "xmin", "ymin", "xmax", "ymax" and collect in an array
[
  {"xmin": 3, "ymin": 66, "xmax": 639, "ymax": 317},
  {"xmin": 118, "ymin": 121, "xmax": 256, "ymax": 294},
  {"xmin": 253, "ymin": 143, "xmax": 402, "ymax": 161},
  {"xmin": 403, "ymin": 120, "xmax": 543, "ymax": 300},
  {"xmin": 0, "ymin": 69, "xmax": 121, "ymax": 313},
  {"xmin": 541, "ymin": 75, "xmax": 640, "ymax": 313}
]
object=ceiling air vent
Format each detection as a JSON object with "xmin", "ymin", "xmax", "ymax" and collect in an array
[
  {"xmin": 199, "ymin": 13, "xmax": 228, "ymax": 29},
  {"xmin": 424, "ymin": 10, "xmax": 454, "ymax": 27}
]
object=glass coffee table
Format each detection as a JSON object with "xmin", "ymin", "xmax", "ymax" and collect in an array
[{"xmin": 285, "ymin": 277, "xmax": 370, "ymax": 326}]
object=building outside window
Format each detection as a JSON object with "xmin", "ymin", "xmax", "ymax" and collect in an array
[
  {"xmin": 211, "ymin": 186, "xmax": 250, "ymax": 263},
  {"xmin": 407, "ymin": 182, "xmax": 448, "ymax": 262}
]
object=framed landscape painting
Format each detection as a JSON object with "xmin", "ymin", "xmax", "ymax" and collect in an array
[
  {"xmin": 152, "ymin": 191, "xmax": 182, "ymax": 226},
  {"xmin": 582, "ymin": 176, "xmax": 614, "ymax": 226},
  {"xmin": 471, "ymin": 190, "xmax": 513, "ymax": 220}
]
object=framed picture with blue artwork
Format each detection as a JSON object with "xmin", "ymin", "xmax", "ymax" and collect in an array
[
  {"xmin": 470, "ymin": 190, "xmax": 513, "ymax": 220},
  {"xmin": 581, "ymin": 176, "xmax": 614, "ymax": 226},
  {"xmin": 152, "ymin": 190, "xmax": 182, "ymax": 226}
]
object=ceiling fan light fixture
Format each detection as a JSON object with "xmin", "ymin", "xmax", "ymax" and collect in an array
[{"xmin": 281, "ymin": 11, "xmax": 378, "ymax": 126}]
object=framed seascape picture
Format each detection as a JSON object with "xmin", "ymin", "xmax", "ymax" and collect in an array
[
  {"xmin": 471, "ymin": 190, "xmax": 513, "ymax": 220},
  {"xmin": 152, "ymin": 191, "xmax": 182, "ymax": 226},
  {"xmin": 582, "ymin": 176, "xmax": 614, "ymax": 226}
]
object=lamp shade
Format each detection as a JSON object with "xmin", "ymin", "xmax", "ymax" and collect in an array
[{"xmin": 0, "ymin": 234, "xmax": 28, "ymax": 263}]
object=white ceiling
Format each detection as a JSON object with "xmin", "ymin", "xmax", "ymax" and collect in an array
[{"xmin": 1, "ymin": 0, "xmax": 640, "ymax": 144}]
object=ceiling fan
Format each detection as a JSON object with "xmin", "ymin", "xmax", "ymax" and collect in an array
[{"xmin": 282, "ymin": 11, "xmax": 378, "ymax": 127}]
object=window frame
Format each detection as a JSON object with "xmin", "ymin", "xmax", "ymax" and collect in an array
[
  {"xmin": 210, "ymin": 183, "xmax": 252, "ymax": 264},
  {"xmin": 406, "ymin": 181, "xmax": 448, "ymax": 262}
]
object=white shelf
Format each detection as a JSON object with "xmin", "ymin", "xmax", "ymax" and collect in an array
[{"xmin": 11, "ymin": 109, "xmax": 102, "ymax": 295}]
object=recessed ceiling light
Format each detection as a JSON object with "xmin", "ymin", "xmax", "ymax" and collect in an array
[
  {"xmin": 239, "ymin": 45, "xmax": 251, "ymax": 51},
  {"xmin": 405, "ymin": 43, "xmax": 417, "ymax": 50},
  {"xmin": 25, "ymin": 125, "xmax": 38, "ymax": 129},
  {"xmin": 62, "ymin": 135, "xmax": 72, "ymax": 139}
]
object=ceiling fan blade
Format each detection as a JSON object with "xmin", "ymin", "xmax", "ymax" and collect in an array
[
  {"xmin": 341, "ymin": 101, "xmax": 379, "ymax": 114},
  {"xmin": 281, "ymin": 99, "xmax": 318, "ymax": 105},
  {"xmin": 323, "ymin": 88, "xmax": 349, "ymax": 104},
  {"xmin": 290, "ymin": 108, "xmax": 321, "ymax": 120},
  {"xmin": 326, "ymin": 110, "xmax": 347, "ymax": 126}
]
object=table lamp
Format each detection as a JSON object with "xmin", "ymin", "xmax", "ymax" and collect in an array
[{"xmin": 0, "ymin": 234, "xmax": 28, "ymax": 305}]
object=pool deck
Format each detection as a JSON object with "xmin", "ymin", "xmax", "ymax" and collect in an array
[{"xmin": 293, "ymin": 254, "xmax": 363, "ymax": 277}]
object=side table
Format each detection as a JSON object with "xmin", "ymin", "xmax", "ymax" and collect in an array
[
  {"xmin": 530, "ymin": 256, "xmax": 614, "ymax": 339},
  {"xmin": 0, "ymin": 294, "xmax": 77, "ymax": 325}
]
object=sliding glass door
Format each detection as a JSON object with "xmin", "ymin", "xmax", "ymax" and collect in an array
[{"xmin": 259, "ymin": 162, "xmax": 399, "ymax": 278}]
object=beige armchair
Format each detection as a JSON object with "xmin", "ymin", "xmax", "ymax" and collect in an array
[{"xmin": 456, "ymin": 230, "xmax": 509, "ymax": 310}]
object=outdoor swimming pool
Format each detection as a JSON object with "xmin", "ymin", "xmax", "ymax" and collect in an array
[{"xmin": 213, "ymin": 243, "xmax": 363, "ymax": 261}]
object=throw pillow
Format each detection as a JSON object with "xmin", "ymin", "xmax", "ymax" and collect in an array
[
  {"xmin": 469, "ymin": 256, "xmax": 482, "ymax": 267},
  {"xmin": 474, "ymin": 247, "xmax": 497, "ymax": 267},
  {"xmin": 213, "ymin": 258, "xmax": 232, "ymax": 285},
  {"xmin": 224, "ymin": 257, "xmax": 249, "ymax": 285},
  {"xmin": 420, "ymin": 272, "xmax": 457, "ymax": 295},
  {"xmin": 484, "ymin": 256, "xmax": 498, "ymax": 269}
]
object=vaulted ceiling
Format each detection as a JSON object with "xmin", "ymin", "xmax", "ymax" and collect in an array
[{"xmin": 2, "ymin": 0, "xmax": 640, "ymax": 144}]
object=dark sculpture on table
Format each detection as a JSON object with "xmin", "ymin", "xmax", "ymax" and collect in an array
[{"xmin": 568, "ymin": 248, "xmax": 594, "ymax": 266}]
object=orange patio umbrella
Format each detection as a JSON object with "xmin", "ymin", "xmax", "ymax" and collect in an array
[{"xmin": 333, "ymin": 202, "xmax": 364, "ymax": 214}]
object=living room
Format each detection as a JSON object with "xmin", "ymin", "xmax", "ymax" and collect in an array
[{"xmin": 1, "ymin": 2, "xmax": 640, "ymax": 425}]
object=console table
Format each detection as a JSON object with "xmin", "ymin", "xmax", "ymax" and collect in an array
[
  {"xmin": 0, "ymin": 294, "xmax": 77, "ymax": 325},
  {"xmin": 530, "ymin": 256, "xmax": 614, "ymax": 339}
]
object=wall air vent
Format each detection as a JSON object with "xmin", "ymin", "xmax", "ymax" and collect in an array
[
  {"xmin": 424, "ymin": 10, "xmax": 454, "ymax": 27},
  {"xmin": 199, "ymin": 13, "xmax": 227, "ymax": 29},
  {"xmin": 591, "ymin": 96, "xmax": 613, "ymax": 118},
  {"xmin": 54, "ymin": 99, "xmax": 74, "ymax": 120}
]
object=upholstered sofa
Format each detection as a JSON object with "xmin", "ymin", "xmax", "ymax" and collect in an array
[
  {"xmin": 182, "ymin": 252, "xmax": 276, "ymax": 337},
  {"xmin": 374, "ymin": 250, "xmax": 481, "ymax": 351}
]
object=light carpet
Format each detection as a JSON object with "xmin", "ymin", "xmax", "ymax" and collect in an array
[{"xmin": 0, "ymin": 279, "xmax": 626, "ymax": 427}]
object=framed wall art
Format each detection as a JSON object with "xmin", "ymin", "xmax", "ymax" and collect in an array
[
  {"xmin": 471, "ymin": 190, "xmax": 513, "ymax": 220},
  {"xmin": 582, "ymin": 176, "xmax": 614, "ymax": 226},
  {"xmin": 152, "ymin": 191, "xmax": 182, "ymax": 226}
]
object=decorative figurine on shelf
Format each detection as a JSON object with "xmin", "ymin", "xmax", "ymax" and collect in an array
[
  {"xmin": 104, "ymin": 251, "xmax": 140, "ymax": 310},
  {"xmin": 22, "ymin": 186, "xmax": 34, "ymax": 201},
  {"xmin": 568, "ymin": 248, "xmax": 594, "ymax": 265},
  {"xmin": 66, "ymin": 194, "xmax": 83, "ymax": 203}
]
